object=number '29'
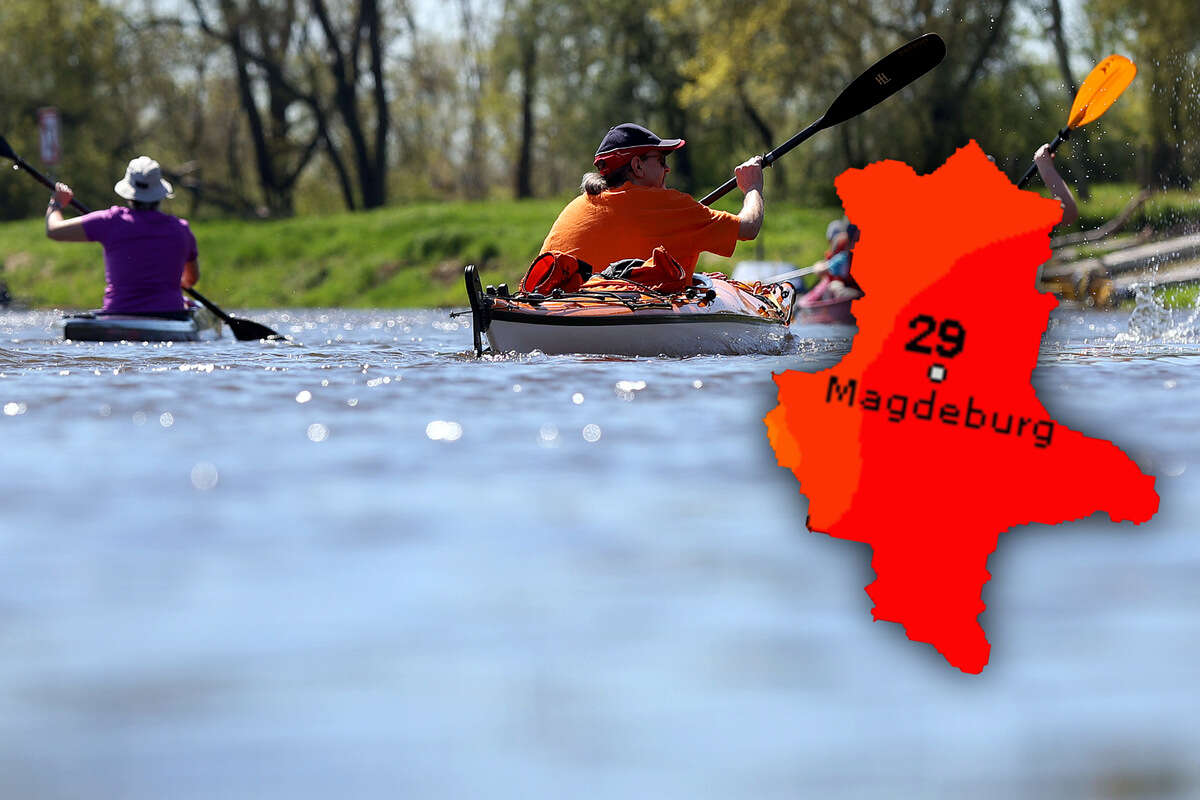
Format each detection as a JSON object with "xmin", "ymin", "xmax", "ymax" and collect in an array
[{"xmin": 904, "ymin": 315, "xmax": 966, "ymax": 358}]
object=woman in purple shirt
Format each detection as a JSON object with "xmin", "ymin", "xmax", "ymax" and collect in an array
[{"xmin": 46, "ymin": 156, "xmax": 199, "ymax": 315}]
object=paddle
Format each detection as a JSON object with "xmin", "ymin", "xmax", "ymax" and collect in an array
[
  {"xmin": 182, "ymin": 287, "xmax": 280, "ymax": 341},
  {"xmin": 699, "ymin": 32, "xmax": 947, "ymax": 206},
  {"xmin": 0, "ymin": 134, "xmax": 92, "ymax": 216},
  {"xmin": 761, "ymin": 262, "xmax": 827, "ymax": 284},
  {"xmin": 1016, "ymin": 54, "xmax": 1137, "ymax": 189},
  {"xmin": 0, "ymin": 134, "xmax": 281, "ymax": 341}
]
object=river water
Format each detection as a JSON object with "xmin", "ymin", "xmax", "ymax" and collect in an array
[{"xmin": 1, "ymin": 301, "xmax": 1198, "ymax": 799}]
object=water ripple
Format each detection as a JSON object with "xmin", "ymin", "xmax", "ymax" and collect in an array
[{"xmin": 1, "ymin": 305, "xmax": 1198, "ymax": 799}]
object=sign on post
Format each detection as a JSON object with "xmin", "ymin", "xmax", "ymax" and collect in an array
[{"xmin": 38, "ymin": 107, "xmax": 61, "ymax": 166}]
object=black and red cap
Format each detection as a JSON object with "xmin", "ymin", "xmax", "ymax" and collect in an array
[{"xmin": 593, "ymin": 123, "xmax": 685, "ymax": 175}]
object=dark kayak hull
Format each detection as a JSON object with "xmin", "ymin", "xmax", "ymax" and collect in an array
[{"xmin": 62, "ymin": 308, "xmax": 223, "ymax": 342}]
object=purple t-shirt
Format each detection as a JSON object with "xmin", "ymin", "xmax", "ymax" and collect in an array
[{"xmin": 81, "ymin": 206, "xmax": 198, "ymax": 312}]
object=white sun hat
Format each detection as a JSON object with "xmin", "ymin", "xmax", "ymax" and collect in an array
[{"xmin": 114, "ymin": 156, "xmax": 174, "ymax": 202}]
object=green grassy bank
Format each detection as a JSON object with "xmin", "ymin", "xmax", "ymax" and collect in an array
[
  {"xmin": 1073, "ymin": 183, "xmax": 1200, "ymax": 232},
  {"xmin": 0, "ymin": 197, "xmax": 836, "ymax": 309},
  {"xmin": 1, "ymin": 184, "xmax": 1194, "ymax": 310}
]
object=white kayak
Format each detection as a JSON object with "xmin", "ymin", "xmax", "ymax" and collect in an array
[
  {"xmin": 62, "ymin": 307, "xmax": 223, "ymax": 342},
  {"xmin": 464, "ymin": 265, "xmax": 795, "ymax": 357}
]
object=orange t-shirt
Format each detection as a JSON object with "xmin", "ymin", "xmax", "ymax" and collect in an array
[{"xmin": 539, "ymin": 185, "xmax": 741, "ymax": 272}]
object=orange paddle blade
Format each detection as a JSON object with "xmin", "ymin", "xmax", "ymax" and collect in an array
[{"xmin": 1068, "ymin": 54, "xmax": 1137, "ymax": 129}]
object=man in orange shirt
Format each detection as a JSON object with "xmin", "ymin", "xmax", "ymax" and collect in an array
[{"xmin": 540, "ymin": 123, "xmax": 765, "ymax": 274}]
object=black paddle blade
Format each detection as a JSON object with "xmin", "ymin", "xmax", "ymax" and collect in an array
[
  {"xmin": 823, "ymin": 33, "xmax": 946, "ymax": 128},
  {"xmin": 185, "ymin": 287, "xmax": 282, "ymax": 341},
  {"xmin": 226, "ymin": 316, "xmax": 283, "ymax": 341},
  {"xmin": 0, "ymin": 135, "xmax": 17, "ymax": 161}
]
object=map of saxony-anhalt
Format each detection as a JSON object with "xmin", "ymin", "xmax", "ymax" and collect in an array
[{"xmin": 766, "ymin": 141, "xmax": 1160, "ymax": 673}]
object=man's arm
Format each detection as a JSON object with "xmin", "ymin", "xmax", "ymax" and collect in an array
[
  {"xmin": 182, "ymin": 259, "xmax": 199, "ymax": 289},
  {"xmin": 734, "ymin": 156, "xmax": 765, "ymax": 240},
  {"xmin": 45, "ymin": 182, "xmax": 90, "ymax": 242}
]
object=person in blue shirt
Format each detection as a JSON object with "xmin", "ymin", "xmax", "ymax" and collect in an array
[{"xmin": 809, "ymin": 218, "xmax": 861, "ymax": 299}]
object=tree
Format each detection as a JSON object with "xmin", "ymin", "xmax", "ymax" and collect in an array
[
  {"xmin": 178, "ymin": 0, "xmax": 395, "ymax": 212},
  {"xmin": 492, "ymin": 0, "xmax": 702, "ymax": 198},
  {"xmin": 843, "ymin": 0, "xmax": 1019, "ymax": 172},
  {"xmin": 1086, "ymin": 0, "xmax": 1199, "ymax": 188},
  {"xmin": 180, "ymin": 0, "xmax": 321, "ymax": 215},
  {"xmin": 671, "ymin": 0, "xmax": 817, "ymax": 189},
  {"xmin": 454, "ymin": 0, "xmax": 493, "ymax": 199},
  {"xmin": 0, "ymin": 0, "xmax": 141, "ymax": 219},
  {"xmin": 1043, "ymin": 0, "xmax": 1093, "ymax": 198},
  {"xmin": 670, "ymin": 0, "xmax": 1024, "ymax": 198}
]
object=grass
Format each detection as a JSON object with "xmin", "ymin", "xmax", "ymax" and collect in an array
[
  {"xmin": 1068, "ymin": 184, "xmax": 1200, "ymax": 311},
  {"xmin": 1152, "ymin": 284, "xmax": 1199, "ymax": 309},
  {"xmin": 0, "ymin": 196, "xmax": 837, "ymax": 309},
  {"xmin": 0, "ymin": 200, "xmax": 572, "ymax": 309},
  {"xmin": 1071, "ymin": 183, "xmax": 1200, "ymax": 233},
  {"xmin": 1, "ymin": 182, "xmax": 1194, "ymax": 309}
]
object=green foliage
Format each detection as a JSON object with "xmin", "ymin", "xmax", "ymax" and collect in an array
[
  {"xmin": 0, "ymin": 0, "xmax": 140, "ymax": 220},
  {"xmin": 1083, "ymin": 0, "xmax": 1200, "ymax": 187},
  {"xmin": 0, "ymin": 0, "xmax": 1193, "ymax": 218},
  {"xmin": 4, "ymin": 184, "xmax": 1193, "ymax": 310},
  {"xmin": 1154, "ymin": 284, "xmax": 1199, "ymax": 310}
]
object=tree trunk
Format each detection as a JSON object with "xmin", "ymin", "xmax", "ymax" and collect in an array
[
  {"xmin": 1148, "ymin": 66, "xmax": 1190, "ymax": 188},
  {"xmin": 1046, "ymin": 0, "xmax": 1091, "ymax": 199},
  {"xmin": 514, "ymin": 34, "xmax": 536, "ymax": 199},
  {"xmin": 310, "ymin": 0, "xmax": 387, "ymax": 208},
  {"xmin": 364, "ymin": 0, "xmax": 390, "ymax": 206},
  {"xmin": 209, "ymin": 0, "xmax": 294, "ymax": 214},
  {"xmin": 662, "ymin": 102, "xmax": 694, "ymax": 195},
  {"xmin": 458, "ymin": 0, "xmax": 488, "ymax": 199},
  {"xmin": 737, "ymin": 85, "xmax": 785, "ymax": 195}
]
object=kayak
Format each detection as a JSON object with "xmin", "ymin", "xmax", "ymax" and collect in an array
[
  {"xmin": 464, "ymin": 265, "xmax": 796, "ymax": 357},
  {"xmin": 63, "ymin": 308, "xmax": 222, "ymax": 342},
  {"xmin": 794, "ymin": 275, "xmax": 861, "ymax": 325},
  {"xmin": 62, "ymin": 307, "xmax": 223, "ymax": 342}
]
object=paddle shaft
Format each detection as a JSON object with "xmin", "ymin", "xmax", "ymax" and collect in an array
[
  {"xmin": 763, "ymin": 262, "xmax": 826, "ymax": 284},
  {"xmin": 184, "ymin": 287, "xmax": 234, "ymax": 324},
  {"xmin": 0, "ymin": 139, "xmax": 93, "ymax": 214},
  {"xmin": 1017, "ymin": 126, "xmax": 1070, "ymax": 189}
]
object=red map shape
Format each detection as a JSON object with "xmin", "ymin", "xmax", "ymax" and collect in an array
[{"xmin": 766, "ymin": 141, "xmax": 1160, "ymax": 673}]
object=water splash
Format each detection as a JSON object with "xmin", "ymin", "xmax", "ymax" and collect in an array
[{"xmin": 1117, "ymin": 285, "xmax": 1200, "ymax": 342}]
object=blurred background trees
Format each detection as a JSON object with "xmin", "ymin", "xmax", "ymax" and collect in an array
[{"xmin": 0, "ymin": 0, "xmax": 1195, "ymax": 220}]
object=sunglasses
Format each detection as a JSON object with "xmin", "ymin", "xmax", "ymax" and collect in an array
[{"xmin": 638, "ymin": 152, "xmax": 668, "ymax": 168}]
